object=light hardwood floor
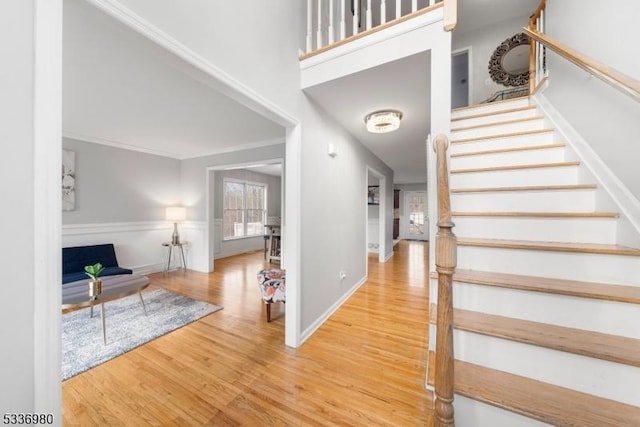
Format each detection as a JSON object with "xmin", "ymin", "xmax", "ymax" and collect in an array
[{"xmin": 62, "ymin": 240, "xmax": 434, "ymax": 426}]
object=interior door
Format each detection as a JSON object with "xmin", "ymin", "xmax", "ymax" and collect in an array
[{"xmin": 402, "ymin": 191, "xmax": 429, "ymax": 241}]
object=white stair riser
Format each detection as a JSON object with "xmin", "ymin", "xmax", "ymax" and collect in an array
[
  {"xmin": 454, "ymin": 395, "xmax": 553, "ymax": 427},
  {"xmin": 451, "ymin": 119, "xmax": 546, "ymax": 140},
  {"xmin": 457, "ymin": 246, "xmax": 640, "ymax": 286},
  {"xmin": 451, "ymin": 189, "xmax": 596, "ymax": 212},
  {"xmin": 450, "ymin": 167, "xmax": 579, "ymax": 188},
  {"xmin": 451, "ymin": 98, "xmax": 531, "ymax": 119},
  {"xmin": 450, "ymin": 132, "xmax": 556, "ymax": 154},
  {"xmin": 454, "ymin": 331, "xmax": 640, "ymax": 407},
  {"xmin": 451, "ymin": 146, "xmax": 565, "ymax": 169},
  {"xmin": 447, "ymin": 281, "xmax": 640, "ymax": 339},
  {"xmin": 454, "ymin": 217, "xmax": 617, "ymax": 244},
  {"xmin": 451, "ymin": 108, "xmax": 539, "ymax": 129}
]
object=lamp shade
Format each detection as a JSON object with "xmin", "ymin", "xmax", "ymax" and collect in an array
[{"xmin": 166, "ymin": 207, "xmax": 186, "ymax": 221}]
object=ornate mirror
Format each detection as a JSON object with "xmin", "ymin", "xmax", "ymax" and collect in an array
[{"xmin": 488, "ymin": 33, "xmax": 530, "ymax": 87}]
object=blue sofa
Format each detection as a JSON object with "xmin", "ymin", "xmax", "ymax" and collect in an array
[{"xmin": 62, "ymin": 243, "xmax": 132, "ymax": 284}]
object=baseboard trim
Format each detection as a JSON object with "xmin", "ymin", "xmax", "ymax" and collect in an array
[{"xmin": 300, "ymin": 275, "xmax": 368, "ymax": 345}]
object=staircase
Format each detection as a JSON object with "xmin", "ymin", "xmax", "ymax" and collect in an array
[{"xmin": 429, "ymin": 97, "xmax": 640, "ymax": 426}]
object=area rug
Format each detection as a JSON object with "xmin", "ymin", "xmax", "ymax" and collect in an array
[{"xmin": 62, "ymin": 288, "xmax": 222, "ymax": 380}]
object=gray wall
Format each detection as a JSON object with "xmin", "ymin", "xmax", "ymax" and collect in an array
[
  {"xmin": 300, "ymin": 98, "xmax": 394, "ymax": 330},
  {"xmin": 453, "ymin": 15, "xmax": 531, "ymax": 104},
  {"xmin": 1, "ymin": 0, "xmax": 36, "ymax": 412},
  {"xmin": 181, "ymin": 143, "xmax": 286, "ymax": 222},
  {"xmin": 62, "ymin": 138, "xmax": 181, "ymax": 223},
  {"xmin": 544, "ymin": 0, "xmax": 640, "ymax": 201}
]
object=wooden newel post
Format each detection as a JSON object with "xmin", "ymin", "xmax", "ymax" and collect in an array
[{"xmin": 433, "ymin": 135, "xmax": 457, "ymax": 427}]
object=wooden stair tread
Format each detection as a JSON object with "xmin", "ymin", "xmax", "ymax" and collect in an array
[
  {"xmin": 451, "ymin": 184, "xmax": 597, "ymax": 193},
  {"xmin": 442, "ymin": 269, "xmax": 640, "ymax": 304},
  {"xmin": 451, "ymin": 128, "xmax": 554, "ymax": 144},
  {"xmin": 451, "ymin": 115, "xmax": 544, "ymax": 132},
  {"xmin": 451, "ymin": 105, "xmax": 536, "ymax": 122},
  {"xmin": 455, "ymin": 360, "xmax": 640, "ymax": 427},
  {"xmin": 457, "ymin": 237, "xmax": 640, "ymax": 256},
  {"xmin": 452, "ymin": 211, "xmax": 618, "ymax": 218},
  {"xmin": 451, "ymin": 161, "xmax": 580, "ymax": 174},
  {"xmin": 451, "ymin": 96, "xmax": 530, "ymax": 113},
  {"xmin": 450, "ymin": 143, "xmax": 565, "ymax": 158},
  {"xmin": 429, "ymin": 305, "xmax": 640, "ymax": 367}
]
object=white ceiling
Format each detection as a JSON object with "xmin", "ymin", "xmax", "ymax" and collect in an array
[
  {"xmin": 305, "ymin": 52, "xmax": 431, "ymax": 184},
  {"xmin": 63, "ymin": 0, "xmax": 285, "ymax": 160},
  {"xmin": 63, "ymin": 0, "xmax": 537, "ymax": 180}
]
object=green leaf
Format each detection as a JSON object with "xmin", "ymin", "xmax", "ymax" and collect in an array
[{"xmin": 84, "ymin": 262, "xmax": 104, "ymax": 280}]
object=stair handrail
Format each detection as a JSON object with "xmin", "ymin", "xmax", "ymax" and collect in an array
[
  {"xmin": 433, "ymin": 134, "xmax": 457, "ymax": 427},
  {"xmin": 524, "ymin": 26, "xmax": 640, "ymax": 102}
]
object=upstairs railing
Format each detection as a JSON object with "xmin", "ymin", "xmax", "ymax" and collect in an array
[
  {"xmin": 303, "ymin": 0, "xmax": 450, "ymax": 58},
  {"xmin": 526, "ymin": 0, "xmax": 640, "ymax": 102},
  {"xmin": 527, "ymin": 0, "xmax": 547, "ymax": 94},
  {"xmin": 433, "ymin": 134, "xmax": 457, "ymax": 427}
]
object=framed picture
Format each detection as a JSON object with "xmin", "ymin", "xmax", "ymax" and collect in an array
[
  {"xmin": 368, "ymin": 186, "xmax": 379, "ymax": 205},
  {"xmin": 62, "ymin": 149, "xmax": 76, "ymax": 211}
]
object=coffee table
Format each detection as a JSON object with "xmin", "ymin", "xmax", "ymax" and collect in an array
[{"xmin": 62, "ymin": 274, "xmax": 150, "ymax": 345}]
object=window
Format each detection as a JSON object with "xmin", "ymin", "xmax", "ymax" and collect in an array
[{"xmin": 223, "ymin": 179, "xmax": 267, "ymax": 240}]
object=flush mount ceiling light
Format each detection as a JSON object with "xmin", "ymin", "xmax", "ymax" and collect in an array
[{"xmin": 364, "ymin": 110, "xmax": 403, "ymax": 134}]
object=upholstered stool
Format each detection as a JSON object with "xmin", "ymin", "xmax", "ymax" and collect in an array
[{"xmin": 257, "ymin": 269, "xmax": 285, "ymax": 322}]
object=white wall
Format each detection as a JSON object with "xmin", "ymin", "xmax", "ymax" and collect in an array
[
  {"xmin": 1, "ymin": 0, "xmax": 62, "ymax": 417},
  {"xmin": 544, "ymin": 0, "xmax": 640, "ymax": 202},
  {"xmin": 452, "ymin": 15, "xmax": 531, "ymax": 104},
  {"xmin": 0, "ymin": 0, "xmax": 36, "ymax": 413},
  {"xmin": 112, "ymin": 0, "xmax": 303, "ymax": 116}
]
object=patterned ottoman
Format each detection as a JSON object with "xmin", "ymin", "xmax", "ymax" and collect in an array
[{"xmin": 257, "ymin": 269, "xmax": 285, "ymax": 322}]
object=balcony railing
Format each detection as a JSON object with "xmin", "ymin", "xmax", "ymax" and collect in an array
[{"xmin": 304, "ymin": 0, "xmax": 444, "ymax": 56}]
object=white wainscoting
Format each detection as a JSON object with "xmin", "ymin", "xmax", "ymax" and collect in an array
[
  {"xmin": 213, "ymin": 218, "xmax": 266, "ymax": 260},
  {"xmin": 62, "ymin": 221, "xmax": 207, "ymax": 275}
]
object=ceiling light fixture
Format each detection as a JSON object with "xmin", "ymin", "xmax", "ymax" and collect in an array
[{"xmin": 364, "ymin": 110, "xmax": 403, "ymax": 134}]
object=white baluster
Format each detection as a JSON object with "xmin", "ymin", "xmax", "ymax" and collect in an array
[
  {"xmin": 353, "ymin": 0, "xmax": 359, "ymax": 36},
  {"xmin": 366, "ymin": 0, "xmax": 372, "ymax": 29},
  {"xmin": 340, "ymin": 0, "xmax": 346, "ymax": 40},
  {"xmin": 429, "ymin": 0, "xmax": 435, "ymax": 6},
  {"xmin": 306, "ymin": 0, "xmax": 313, "ymax": 53},
  {"xmin": 412, "ymin": 0, "xmax": 417, "ymax": 13},
  {"xmin": 396, "ymin": 0, "xmax": 401, "ymax": 19},
  {"xmin": 381, "ymin": 0, "xmax": 386, "ymax": 24},
  {"xmin": 328, "ymin": 0, "xmax": 335, "ymax": 44},
  {"xmin": 317, "ymin": 0, "xmax": 323, "ymax": 49}
]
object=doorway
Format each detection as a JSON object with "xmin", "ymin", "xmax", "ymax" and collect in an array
[
  {"xmin": 402, "ymin": 191, "xmax": 428, "ymax": 241},
  {"xmin": 452, "ymin": 47, "xmax": 471, "ymax": 108}
]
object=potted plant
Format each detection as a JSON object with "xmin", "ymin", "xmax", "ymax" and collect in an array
[{"xmin": 84, "ymin": 262, "xmax": 104, "ymax": 300}]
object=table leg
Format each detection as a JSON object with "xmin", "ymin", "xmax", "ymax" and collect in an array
[
  {"xmin": 165, "ymin": 245, "xmax": 173, "ymax": 273},
  {"xmin": 100, "ymin": 303, "xmax": 107, "ymax": 345},
  {"xmin": 139, "ymin": 291, "xmax": 147, "ymax": 315},
  {"xmin": 179, "ymin": 245, "xmax": 187, "ymax": 270}
]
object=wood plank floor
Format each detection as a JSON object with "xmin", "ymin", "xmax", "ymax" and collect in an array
[{"xmin": 62, "ymin": 240, "xmax": 434, "ymax": 426}]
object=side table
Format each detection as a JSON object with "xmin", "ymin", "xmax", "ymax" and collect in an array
[{"xmin": 162, "ymin": 241, "xmax": 187, "ymax": 273}]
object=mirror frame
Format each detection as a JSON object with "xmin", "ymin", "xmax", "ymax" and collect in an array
[{"xmin": 488, "ymin": 33, "xmax": 531, "ymax": 87}]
